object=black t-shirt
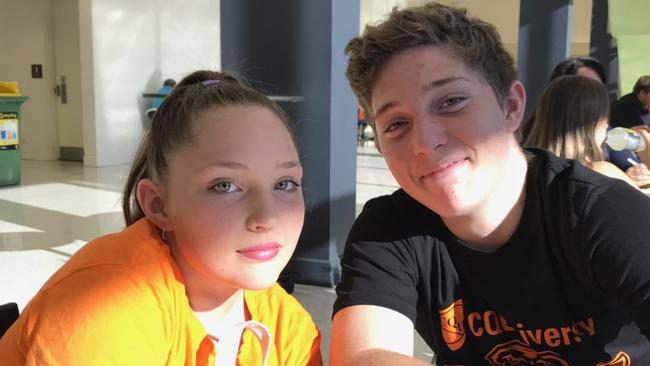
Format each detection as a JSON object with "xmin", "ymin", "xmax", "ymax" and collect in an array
[
  {"xmin": 334, "ymin": 148, "xmax": 650, "ymax": 365},
  {"xmin": 610, "ymin": 92, "xmax": 650, "ymax": 128}
]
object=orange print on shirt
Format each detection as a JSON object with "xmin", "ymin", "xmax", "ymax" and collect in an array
[
  {"xmin": 485, "ymin": 340, "xmax": 569, "ymax": 366},
  {"xmin": 597, "ymin": 351, "xmax": 631, "ymax": 366},
  {"xmin": 439, "ymin": 299, "xmax": 466, "ymax": 351}
]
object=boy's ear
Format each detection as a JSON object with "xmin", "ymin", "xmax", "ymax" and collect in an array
[
  {"xmin": 369, "ymin": 124, "xmax": 383, "ymax": 155},
  {"xmin": 504, "ymin": 80, "xmax": 526, "ymax": 132},
  {"xmin": 136, "ymin": 179, "xmax": 170, "ymax": 231},
  {"xmin": 374, "ymin": 135, "xmax": 383, "ymax": 155}
]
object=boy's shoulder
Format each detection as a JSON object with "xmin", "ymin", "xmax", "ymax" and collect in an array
[
  {"xmin": 526, "ymin": 147, "xmax": 646, "ymax": 224},
  {"xmin": 526, "ymin": 147, "xmax": 622, "ymax": 191}
]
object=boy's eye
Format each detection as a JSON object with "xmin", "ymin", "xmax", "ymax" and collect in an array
[
  {"xmin": 212, "ymin": 181, "xmax": 239, "ymax": 193},
  {"xmin": 383, "ymin": 119, "xmax": 407, "ymax": 134},
  {"xmin": 441, "ymin": 96, "xmax": 466, "ymax": 108},
  {"xmin": 275, "ymin": 179, "xmax": 300, "ymax": 191}
]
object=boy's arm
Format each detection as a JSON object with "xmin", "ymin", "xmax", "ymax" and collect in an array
[{"xmin": 331, "ymin": 305, "xmax": 429, "ymax": 366}]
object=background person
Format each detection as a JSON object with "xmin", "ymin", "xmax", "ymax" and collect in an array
[
  {"xmin": 519, "ymin": 56, "xmax": 608, "ymax": 141},
  {"xmin": 608, "ymin": 75, "xmax": 650, "ymax": 172},
  {"xmin": 151, "ymin": 78, "xmax": 177, "ymax": 109},
  {"xmin": 524, "ymin": 75, "xmax": 642, "ymax": 189},
  {"xmin": 0, "ymin": 70, "xmax": 322, "ymax": 365},
  {"xmin": 610, "ymin": 75, "xmax": 650, "ymax": 129},
  {"xmin": 548, "ymin": 56, "xmax": 607, "ymax": 83},
  {"xmin": 521, "ymin": 57, "xmax": 646, "ymax": 184}
]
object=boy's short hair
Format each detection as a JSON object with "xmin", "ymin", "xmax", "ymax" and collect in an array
[
  {"xmin": 633, "ymin": 75, "xmax": 650, "ymax": 95},
  {"xmin": 345, "ymin": 2, "xmax": 517, "ymax": 124}
]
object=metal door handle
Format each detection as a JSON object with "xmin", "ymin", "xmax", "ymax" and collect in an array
[{"xmin": 60, "ymin": 75, "xmax": 67, "ymax": 104}]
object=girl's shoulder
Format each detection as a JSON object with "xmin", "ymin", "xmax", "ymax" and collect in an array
[
  {"xmin": 243, "ymin": 284, "xmax": 323, "ymax": 365},
  {"xmin": 244, "ymin": 283, "xmax": 310, "ymax": 318},
  {"xmin": 23, "ymin": 219, "xmax": 183, "ymax": 329},
  {"xmin": 589, "ymin": 160, "xmax": 637, "ymax": 187},
  {"xmin": 244, "ymin": 283, "xmax": 320, "ymax": 336},
  {"xmin": 7, "ymin": 221, "xmax": 186, "ymax": 365},
  {"xmin": 45, "ymin": 219, "xmax": 176, "ymax": 290}
]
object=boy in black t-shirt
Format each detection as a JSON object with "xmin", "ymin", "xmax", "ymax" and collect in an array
[{"xmin": 331, "ymin": 3, "xmax": 650, "ymax": 366}]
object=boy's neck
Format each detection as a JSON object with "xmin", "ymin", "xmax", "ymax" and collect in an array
[{"xmin": 441, "ymin": 146, "xmax": 528, "ymax": 251}]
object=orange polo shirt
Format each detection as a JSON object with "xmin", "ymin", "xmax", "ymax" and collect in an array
[{"xmin": 0, "ymin": 219, "xmax": 322, "ymax": 366}]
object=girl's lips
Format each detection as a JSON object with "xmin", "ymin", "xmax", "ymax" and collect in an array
[{"xmin": 236, "ymin": 242, "xmax": 281, "ymax": 261}]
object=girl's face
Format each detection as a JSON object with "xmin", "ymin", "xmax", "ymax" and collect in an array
[
  {"xmin": 163, "ymin": 105, "xmax": 304, "ymax": 296},
  {"xmin": 595, "ymin": 117, "xmax": 609, "ymax": 147}
]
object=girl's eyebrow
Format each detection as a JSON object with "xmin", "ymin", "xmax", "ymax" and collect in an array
[
  {"xmin": 209, "ymin": 161, "xmax": 301, "ymax": 170},
  {"xmin": 212, "ymin": 161, "xmax": 249, "ymax": 170},
  {"xmin": 277, "ymin": 161, "xmax": 301, "ymax": 169}
]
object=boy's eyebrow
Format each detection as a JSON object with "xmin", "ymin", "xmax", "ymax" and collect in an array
[
  {"xmin": 374, "ymin": 76, "xmax": 470, "ymax": 120},
  {"xmin": 420, "ymin": 76, "xmax": 471, "ymax": 93}
]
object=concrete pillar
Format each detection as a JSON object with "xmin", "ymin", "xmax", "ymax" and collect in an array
[
  {"xmin": 221, "ymin": 0, "xmax": 359, "ymax": 287},
  {"xmin": 518, "ymin": 0, "xmax": 573, "ymax": 118}
]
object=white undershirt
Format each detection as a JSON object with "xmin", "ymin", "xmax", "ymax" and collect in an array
[{"xmin": 193, "ymin": 294, "xmax": 272, "ymax": 365}]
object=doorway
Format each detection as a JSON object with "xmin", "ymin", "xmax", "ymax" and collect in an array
[{"xmin": 52, "ymin": 0, "xmax": 83, "ymax": 161}]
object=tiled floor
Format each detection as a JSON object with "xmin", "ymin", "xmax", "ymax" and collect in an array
[{"xmin": 0, "ymin": 143, "xmax": 434, "ymax": 363}]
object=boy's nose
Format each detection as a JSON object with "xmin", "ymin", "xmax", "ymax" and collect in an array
[{"xmin": 411, "ymin": 118, "xmax": 447, "ymax": 156}]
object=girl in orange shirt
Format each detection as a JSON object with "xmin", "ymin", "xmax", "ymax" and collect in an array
[{"xmin": 0, "ymin": 70, "xmax": 322, "ymax": 365}]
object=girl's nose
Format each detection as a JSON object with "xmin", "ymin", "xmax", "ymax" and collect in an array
[{"xmin": 245, "ymin": 195, "xmax": 279, "ymax": 233}]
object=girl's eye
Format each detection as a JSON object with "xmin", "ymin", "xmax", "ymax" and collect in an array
[
  {"xmin": 212, "ymin": 181, "xmax": 240, "ymax": 193},
  {"xmin": 275, "ymin": 179, "xmax": 301, "ymax": 192}
]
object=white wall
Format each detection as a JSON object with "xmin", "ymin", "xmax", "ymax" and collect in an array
[
  {"xmin": 360, "ymin": 0, "xmax": 408, "ymax": 33},
  {"xmin": 82, "ymin": 0, "xmax": 221, "ymax": 166},
  {"xmin": 0, "ymin": 0, "xmax": 59, "ymax": 160},
  {"xmin": 0, "ymin": 0, "xmax": 220, "ymax": 165},
  {"xmin": 360, "ymin": 0, "xmax": 594, "ymax": 61},
  {"xmin": 571, "ymin": 0, "xmax": 593, "ymax": 56}
]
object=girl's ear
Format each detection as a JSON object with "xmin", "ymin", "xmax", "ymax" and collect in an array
[{"xmin": 136, "ymin": 179, "xmax": 170, "ymax": 231}]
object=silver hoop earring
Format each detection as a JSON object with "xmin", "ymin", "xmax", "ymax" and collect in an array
[{"xmin": 161, "ymin": 229, "xmax": 167, "ymax": 241}]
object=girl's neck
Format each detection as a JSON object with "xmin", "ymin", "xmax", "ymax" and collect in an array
[
  {"xmin": 189, "ymin": 287, "xmax": 244, "ymax": 315},
  {"xmin": 192, "ymin": 290, "xmax": 245, "ymax": 328},
  {"xmin": 168, "ymin": 240, "xmax": 243, "ymax": 317}
]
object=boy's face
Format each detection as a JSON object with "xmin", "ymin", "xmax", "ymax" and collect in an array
[{"xmin": 370, "ymin": 45, "xmax": 524, "ymax": 218}]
